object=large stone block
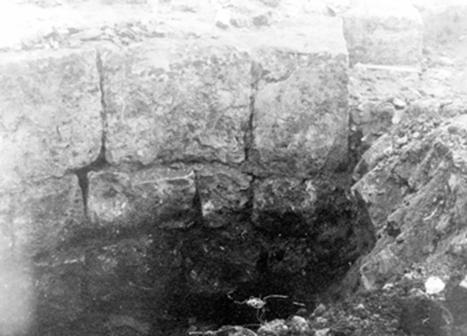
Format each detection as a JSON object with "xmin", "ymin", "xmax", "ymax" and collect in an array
[
  {"xmin": 343, "ymin": 1, "xmax": 423, "ymax": 66},
  {"xmin": 0, "ymin": 49, "xmax": 102, "ymax": 191},
  {"xmin": 87, "ymin": 166, "xmax": 197, "ymax": 229},
  {"xmin": 101, "ymin": 39, "xmax": 252, "ymax": 166},
  {"xmin": 195, "ymin": 165, "xmax": 252, "ymax": 229},
  {"xmin": 252, "ymin": 47, "xmax": 349, "ymax": 176},
  {"xmin": 0, "ymin": 175, "xmax": 85, "ymax": 258}
]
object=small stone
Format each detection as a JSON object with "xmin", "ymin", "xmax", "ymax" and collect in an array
[
  {"xmin": 396, "ymin": 135, "xmax": 408, "ymax": 146},
  {"xmin": 312, "ymin": 303, "xmax": 326, "ymax": 316},
  {"xmin": 435, "ymin": 214, "xmax": 451, "ymax": 233},
  {"xmin": 392, "ymin": 97, "xmax": 407, "ymax": 109},
  {"xmin": 383, "ymin": 283, "xmax": 395, "ymax": 291},
  {"xmin": 392, "ymin": 109, "xmax": 405, "ymax": 125},
  {"xmin": 315, "ymin": 328, "xmax": 331, "ymax": 336},
  {"xmin": 460, "ymin": 275, "xmax": 467, "ymax": 289},
  {"xmin": 257, "ymin": 319, "xmax": 288, "ymax": 336},
  {"xmin": 288, "ymin": 316, "xmax": 310, "ymax": 334},
  {"xmin": 75, "ymin": 28, "xmax": 102, "ymax": 41},
  {"xmin": 425, "ymin": 276, "xmax": 445, "ymax": 295},
  {"xmin": 215, "ymin": 9, "xmax": 231, "ymax": 30},
  {"xmin": 216, "ymin": 21, "xmax": 229, "ymax": 30},
  {"xmin": 315, "ymin": 317, "xmax": 328, "ymax": 325},
  {"xmin": 252, "ymin": 15, "xmax": 269, "ymax": 27},
  {"xmin": 259, "ymin": 0, "xmax": 280, "ymax": 7},
  {"xmin": 355, "ymin": 303, "xmax": 365, "ymax": 310}
]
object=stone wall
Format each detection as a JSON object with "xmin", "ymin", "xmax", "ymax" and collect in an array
[{"xmin": 0, "ymin": 3, "xmax": 355, "ymax": 335}]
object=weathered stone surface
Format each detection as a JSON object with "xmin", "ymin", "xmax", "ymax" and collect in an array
[
  {"xmin": 0, "ymin": 175, "xmax": 84, "ymax": 258},
  {"xmin": 101, "ymin": 39, "xmax": 251, "ymax": 166},
  {"xmin": 343, "ymin": 1, "xmax": 423, "ymax": 66},
  {"xmin": 88, "ymin": 166, "xmax": 197, "ymax": 229},
  {"xmin": 353, "ymin": 105, "xmax": 467, "ymax": 290},
  {"xmin": 195, "ymin": 165, "xmax": 252, "ymax": 228},
  {"xmin": 252, "ymin": 47, "xmax": 349, "ymax": 175},
  {"xmin": 0, "ymin": 49, "xmax": 102, "ymax": 191},
  {"xmin": 252, "ymin": 178, "xmax": 317, "ymax": 232}
]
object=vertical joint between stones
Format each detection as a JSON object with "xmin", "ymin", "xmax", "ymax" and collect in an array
[
  {"xmin": 244, "ymin": 61, "xmax": 262, "ymax": 162},
  {"xmin": 95, "ymin": 49, "xmax": 107, "ymax": 162},
  {"xmin": 75, "ymin": 169, "xmax": 90, "ymax": 217}
]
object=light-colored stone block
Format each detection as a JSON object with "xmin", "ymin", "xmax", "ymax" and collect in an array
[
  {"xmin": 246, "ymin": 17, "xmax": 349, "ymax": 176},
  {"xmin": 101, "ymin": 39, "xmax": 252, "ymax": 166},
  {"xmin": 0, "ymin": 49, "xmax": 102, "ymax": 190}
]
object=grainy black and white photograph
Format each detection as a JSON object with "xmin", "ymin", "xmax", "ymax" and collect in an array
[{"xmin": 0, "ymin": 0, "xmax": 466, "ymax": 335}]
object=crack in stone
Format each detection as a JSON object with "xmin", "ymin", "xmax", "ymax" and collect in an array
[{"xmin": 96, "ymin": 49, "xmax": 108, "ymax": 162}]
